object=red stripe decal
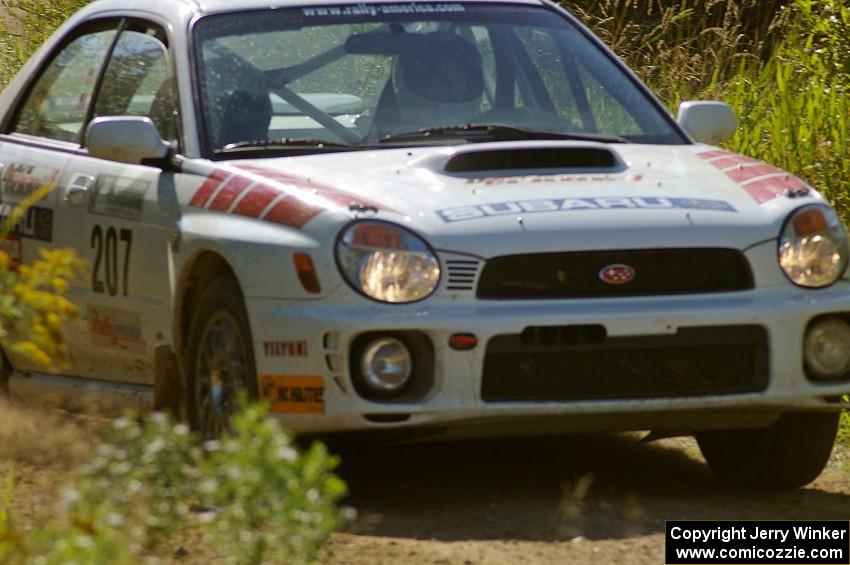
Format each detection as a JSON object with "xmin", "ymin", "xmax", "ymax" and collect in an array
[
  {"xmin": 696, "ymin": 150, "xmax": 805, "ymax": 205},
  {"xmin": 208, "ymin": 175, "xmax": 253, "ymax": 211},
  {"xmin": 193, "ymin": 165, "xmax": 394, "ymax": 229},
  {"xmin": 190, "ymin": 170, "xmax": 229, "ymax": 208},
  {"xmin": 263, "ymin": 197, "xmax": 324, "ymax": 228},
  {"xmin": 726, "ymin": 164, "xmax": 782, "ymax": 183},
  {"xmin": 237, "ymin": 166, "xmax": 333, "ymax": 192},
  {"xmin": 237, "ymin": 165, "xmax": 392, "ymax": 213},
  {"xmin": 744, "ymin": 176, "xmax": 808, "ymax": 204},
  {"xmin": 696, "ymin": 150, "xmax": 728, "ymax": 160},
  {"xmin": 709, "ymin": 155, "xmax": 760, "ymax": 170},
  {"xmin": 232, "ymin": 184, "xmax": 280, "ymax": 218}
]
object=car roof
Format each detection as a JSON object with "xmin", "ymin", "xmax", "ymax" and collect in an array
[{"xmin": 83, "ymin": 0, "xmax": 544, "ymax": 20}]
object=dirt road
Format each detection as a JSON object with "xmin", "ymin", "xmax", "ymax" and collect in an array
[
  {"xmin": 323, "ymin": 434, "xmax": 850, "ymax": 564},
  {"xmin": 2, "ymin": 402, "xmax": 848, "ymax": 564}
]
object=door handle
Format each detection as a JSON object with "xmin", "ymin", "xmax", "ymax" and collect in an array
[{"xmin": 65, "ymin": 174, "xmax": 95, "ymax": 206}]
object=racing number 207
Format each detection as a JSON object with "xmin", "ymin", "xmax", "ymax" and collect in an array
[{"xmin": 91, "ymin": 225, "xmax": 133, "ymax": 296}]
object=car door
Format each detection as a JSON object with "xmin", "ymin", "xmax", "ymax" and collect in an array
[
  {"xmin": 62, "ymin": 20, "xmax": 180, "ymax": 385},
  {"xmin": 0, "ymin": 21, "xmax": 121, "ymax": 375}
]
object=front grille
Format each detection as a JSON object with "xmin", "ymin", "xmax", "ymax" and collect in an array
[
  {"xmin": 477, "ymin": 248, "xmax": 753, "ymax": 299},
  {"xmin": 481, "ymin": 325, "xmax": 768, "ymax": 402}
]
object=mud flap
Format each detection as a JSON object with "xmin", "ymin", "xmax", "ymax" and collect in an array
[{"xmin": 153, "ymin": 344, "xmax": 182, "ymax": 417}]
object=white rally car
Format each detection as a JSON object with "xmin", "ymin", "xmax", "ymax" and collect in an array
[{"xmin": 1, "ymin": 0, "xmax": 849, "ymax": 488}]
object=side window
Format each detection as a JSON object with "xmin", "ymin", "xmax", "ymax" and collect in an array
[
  {"xmin": 13, "ymin": 28, "xmax": 117, "ymax": 143},
  {"xmin": 94, "ymin": 28, "xmax": 176, "ymax": 141}
]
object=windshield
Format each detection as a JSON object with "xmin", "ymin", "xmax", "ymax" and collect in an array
[{"xmin": 193, "ymin": 3, "xmax": 686, "ymax": 156}]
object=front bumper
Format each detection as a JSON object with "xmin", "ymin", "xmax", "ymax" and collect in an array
[{"xmin": 246, "ymin": 278, "xmax": 850, "ymax": 435}]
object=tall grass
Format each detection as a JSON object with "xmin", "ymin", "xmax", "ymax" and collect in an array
[
  {"xmin": 0, "ymin": 0, "xmax": 91, "ymax": 85},
  {"xmin": 725, "ymin": 56, "xmax": 849, "ymax": 214},
  {"xmin": 574, "ymin": 0, "xmax": 850, "ymax": 223},
  {"xmin": 571, "ymin": 0, "xmax": 792, "ymax": 103}
]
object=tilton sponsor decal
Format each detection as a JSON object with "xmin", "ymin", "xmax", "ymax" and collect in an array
[
  {"xmin": 263, "ymin": 340, "xmax": 308, "ymax": 358},
  {"xmin": 437, "ymin": 196, "xmax": 736, "ymax": 222}
]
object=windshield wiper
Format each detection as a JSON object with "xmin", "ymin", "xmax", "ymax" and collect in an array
[
  {"xmin": 216, "ymin": 138, "xmax": 355, "ymax": 154},
  {"xmin": 379, "ymin": 124, "xmax": 627, "ymax": 144}
]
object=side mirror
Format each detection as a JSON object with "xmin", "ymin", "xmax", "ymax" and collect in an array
[
  {"xmin": 676, "ymin": 101, "xmax": 737, "ymax": 145},
  {"xmin": 85, "ymin": 116, "xmax": 170, "ymax": 164}
]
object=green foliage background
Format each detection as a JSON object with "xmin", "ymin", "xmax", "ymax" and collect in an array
[
  {"xmin": 2, "ymin": 0, "xmax": 845, "ymax": 216},
  {"xmin": 572, "ymin": 0, "xmax": 850, "ymax": 222},
  {"xmin": 0, "ymin": 8, "xmax": 845, "ymax": 561},
  {"xmin": 0, "ymin": 405, "xmax": 348, "ymax": 564}
]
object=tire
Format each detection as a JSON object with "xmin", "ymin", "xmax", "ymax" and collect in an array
[
  {"xmin": 696, "ymin": 411, "xmax": 839, "ymax": 489},
  {"xmin": 186, "ymin": 276, "xmax": 257, "ymax": 439}
]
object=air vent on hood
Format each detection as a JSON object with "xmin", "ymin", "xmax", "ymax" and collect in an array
[{"xmin": 444, "ymin": 147, "xmax": 623, "ymax": 174}]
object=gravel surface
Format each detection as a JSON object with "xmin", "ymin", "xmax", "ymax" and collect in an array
[
  {"xmin": 321, "ymin": 433, "xmax": 850, "ymax": 564},
  {"xmin": 2, "ymin": 400, "xmax": 848, "ymax": 564}
]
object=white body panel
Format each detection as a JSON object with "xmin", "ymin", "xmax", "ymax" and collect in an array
[{"xmin": 0, "ymin": 0, "xmax": 848, "ymax": 438}]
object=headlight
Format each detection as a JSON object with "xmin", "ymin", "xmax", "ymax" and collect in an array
[
  {"xmin": 778, "ymin": 205, "xmax": 848, "ymax": 288},
  {"xmin": 336, "ymin": 221, "xmax": 440, "ymax": 303}
]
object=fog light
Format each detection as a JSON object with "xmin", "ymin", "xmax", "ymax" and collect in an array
[
  {"xmin": 804, "ymin": 317, "xmax": 850, "ymax": 381},
  {"xmin": 359, "ymin": 338, "xmax": 412, "ymax": 394}
]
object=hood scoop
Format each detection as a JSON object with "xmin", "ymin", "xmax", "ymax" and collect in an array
[{"xmin": 412, "ymin": 142, "xmax": 628, "ymax": 177}]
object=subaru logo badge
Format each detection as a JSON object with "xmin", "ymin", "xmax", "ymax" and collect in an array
[{"xmin": 599, "ymin": 264, "xmax": 636, "ymax": 285}]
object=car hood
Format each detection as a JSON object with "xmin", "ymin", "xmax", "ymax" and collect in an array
[{"xmin": 229, "ymin": 141, "xmax": 820, "ymax": 257}]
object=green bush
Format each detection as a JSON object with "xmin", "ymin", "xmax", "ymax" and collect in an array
[
  {"xmin": 0, "ymin": 403, "xmax": 348, "ymax": 564},
  {"xmin": 0, "ymin": 183, "xmax": 84, "ymax": 371},
  {"xmin": 200, "ymin": 404, "xmax": 350, "ymax": 564}
]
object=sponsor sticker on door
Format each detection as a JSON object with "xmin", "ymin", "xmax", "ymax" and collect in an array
[
  {"xmin": 88, "ymin": 305, "xmax": 146, "ymax": 354},
  {"xmin": 0, "ymin": 164, "xmax": 59, "ymax": 200},
  {"xmin": 88, "ymin": 175, "xmax": 149, "ymax": 221},
  {"xmin": 0, "ymin": 204, "xmax": 53, "ymax": 242}
]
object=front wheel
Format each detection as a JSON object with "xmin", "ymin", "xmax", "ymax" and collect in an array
[
  {"xmin": 186, "ymin": 276, "xmax": 257, "ymax": 439},
  {"xmin": 696, "ymin": 411, "xmax": 839, "ymax": 489}
]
